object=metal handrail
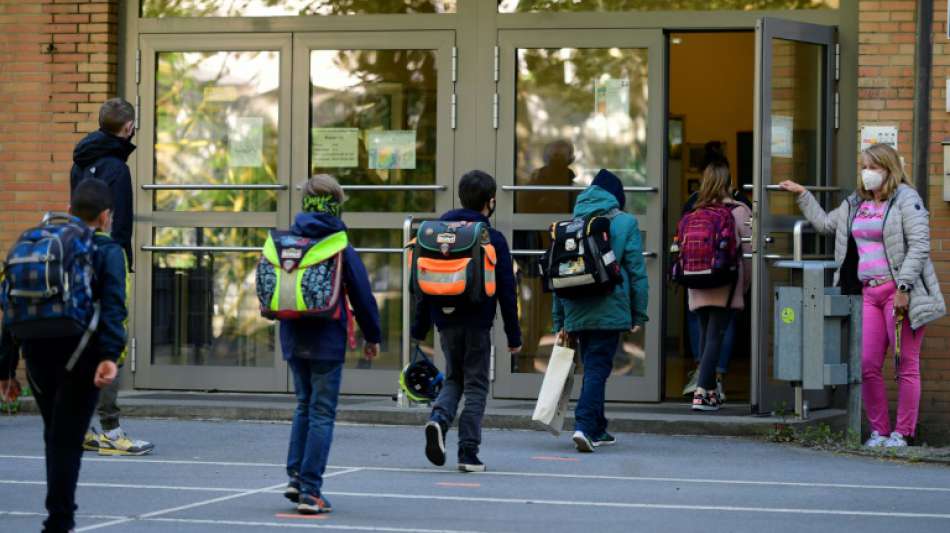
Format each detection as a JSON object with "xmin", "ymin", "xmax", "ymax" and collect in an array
[
  {"xmin": 511, "ymin": 249, "xmax": 657, "ymax": 258},
  {"xmin": 793, "ymin": 220, "xmax": 813, "ymax": 262},
  {"xmin": 744, "ymin": 252, "xmax": 834, "ymax": 261},
  {"xmin": 501, "ymin": 185, "xmax": 658, "ymax": 192},
  {"xmin": 142, "ymin": 245, "xmax": 403, "ymax": 254},
  {"xmin": 295, "ymin": 184, "xmax": 448, "ymax": 191},
  {"xmin": 743, "ymin": 184, "xmax": 841, "ymax": 192},
  {"xmin": 142, "ymin": 184, "xmax": 288, "ymax": 191},
  {"xmin": 399, "ymin": 214, "xmax": 414, "ymax": 408}
]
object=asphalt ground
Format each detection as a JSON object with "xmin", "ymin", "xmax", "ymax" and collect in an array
[{"xmin": 2, "ymin": 417, "xmax": 950, "ymax": 532}]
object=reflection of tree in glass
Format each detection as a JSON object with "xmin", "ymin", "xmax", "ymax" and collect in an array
[
  {"xmin": 516, "ymin": 48, "xmax": 649, "ymax": 214},
  {"xmin": 152, "ymin": 227, "xmax": 273, "ymax": 367},
  {"xmin": 311, "ymin": 49, "xmax": 438, "ymax": 213},
  {"xmin": 143, "ymin": 0, "xmax": 455, "ymax": 18},
  {"xmin": 155, "ymin": 51, "xmax": 279, "ymax": 212},
  {"xmin": 499, "ymin": 0, "xmax": 837, "ymax": 12}
]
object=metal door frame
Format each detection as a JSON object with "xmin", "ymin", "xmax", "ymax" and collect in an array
[
  {"xmin": 134, "ymin": 33, "xmax": 294, "ymax": 392},
  {"xmin": 751, "ymin": 17, "xmax": 837, "ymax": 414},
  {"xmin": 291, "ymin": 30, "xmax": 458, "ymax": 395},
  {"xmin": 492, "ymin": 28, "xmax": 665, "ymax": 402}
]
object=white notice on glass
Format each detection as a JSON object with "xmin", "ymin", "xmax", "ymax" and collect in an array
[
  {"xmin": 771, "ymin": 115, "xmax": 794, "ymax": 158},
  {"xmin": 229, "ymin": 117, "xmax": 263, "ymax": 168},
  {"xmin": 594, "ymin": 78, "xmax": 630, "ymax": 116},
  {"xmin": 367, "ymin": 130, "xmax": 416, "ymax": 170},
  {"xmin": 312, "ymin": 127, "xmax": 358, "ymax": 168},
  {"xmin": 860, "ymin": 125, "xmax": 898, "ymax": 151}
]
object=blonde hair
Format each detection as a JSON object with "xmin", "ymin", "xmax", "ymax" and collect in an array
[
  {"xmin": 302, "ymin": 174, "xmax": 345, "ymax": 203},
  {"xmin": 695, "ymin": 163, "xmax": 732, "ymax": 208},
  {"xmin": 858, "ymin": 143, "xmax": 912, "ymax": 200}
]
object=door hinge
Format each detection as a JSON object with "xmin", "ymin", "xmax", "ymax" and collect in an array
[
  {"xmin": 493, "ymin": 45, "xmax": 499, "ymax": 82},
  {"xmin": 451, "ymin": 93, "xmax": 457, "ymax": 129},
  {"xmin": 492, "ymin": 93, "xmax": 499, "ymax": 129},
  {"xmin": 835, "ymin": 43, "xmax": 840, "ymax": 82},
  {"xmin": 451, "ymin": 46, "xmax": 458, "ymax": 83},
  {"xmin": 834, "ymin": 90, "xmax": 840, "ymax": 130},
  {"xmin": 135, "ymin": 48, "xmax": 141, "ymax": 85},
  {"xmin": 134, "ymin": 94, "xmax": 140, "ymax": 130},
  {"xmin": 130, "ymin": 337, "xmax": 137, "ymax": 373},
  {"xmin": 490, "ymin": 345, "xmax": 496, "ymax": 382}
]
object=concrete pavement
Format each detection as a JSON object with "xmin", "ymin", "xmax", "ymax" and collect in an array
[{"xmin": 2, "ymin": 416, "xmax": 950, "ymax": 532}]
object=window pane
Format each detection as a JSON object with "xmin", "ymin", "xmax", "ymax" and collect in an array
[
  {"xmin": 514, "ymin": 48, "xmax": 650, "ymax": 215},
  {"xmin": 154, "ymin": 51, "xmax": 280, "ymax": 212},
  {"xmin": 510, "ymin": 231, "xmax": 645, "ymax": 377},
  {"xmin": 151, "ymin": 227, "xmax": 274, "ymax": 367},
  {"xmin": 346, "ymin": 229, "xmax": 405, "ymax": 370},
  {"xmin": 142, "ymin": 0, "xmax": 456, "ymax": 17},
  {"xmin": 499, "ymin": 0, "xmax": 837, "ymax": 13},
  {"xmin": 309, "ymin": 49, "xmax": 439, "ymax": 212}
]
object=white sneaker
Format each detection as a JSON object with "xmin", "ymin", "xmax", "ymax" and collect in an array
[
  {"xmin": 884, "ymin": 432, "xmax": 908, "ymax": 448},
  {"xmin": 864, "ymin": 431, "xmax": 887, "ymax": 448}
]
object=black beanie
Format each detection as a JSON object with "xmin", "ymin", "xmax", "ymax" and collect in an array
[{"xmin": 591, "ymin": 168, "xmax": 625, "ymax": 210}]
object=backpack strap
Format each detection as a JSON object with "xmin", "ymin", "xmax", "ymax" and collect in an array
[
  {"xmin": 65, "ymin": 302, "xmax": 100, "ymax": 372},
  {"xmin": 605, "ymin": 208, "xmax": 622, "ymax": 219}
]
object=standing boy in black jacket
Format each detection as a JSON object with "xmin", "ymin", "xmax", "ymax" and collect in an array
[
  {"xmin": 70, "ymin": 98, "xmax": 153, "ymax": 456},
  {"xmin": 412, "ymin": 170, "xmax": 522, "ymax": 472},
  {"xmin": 0, "ymin": 179, "xmax": 129, "ymax": 533}
]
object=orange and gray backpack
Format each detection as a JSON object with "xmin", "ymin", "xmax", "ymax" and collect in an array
[{"xmin": 408, "ymin": 220, "xmax": 497, "ymax": 308}]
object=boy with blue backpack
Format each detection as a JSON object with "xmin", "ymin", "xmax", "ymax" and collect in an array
[
  {"xmin": 411, "ymin": 170, "xmax": 522, "ymax": 473},
  {"xmin": 256, "ymin": 174, "xmax": 381, "ymax": 515},
  {"xmin": 0, "ymin": 178, "xmax": 128, "ymax": 533}
]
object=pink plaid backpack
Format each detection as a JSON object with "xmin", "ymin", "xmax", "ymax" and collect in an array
[{"xmin": 671, "ymin": 204, "xmax": 740, "ymax": 290}]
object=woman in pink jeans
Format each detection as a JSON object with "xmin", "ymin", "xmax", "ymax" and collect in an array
[{"xmin": 779, "ymin": 143, "xmax": 945, "ymax": 448}]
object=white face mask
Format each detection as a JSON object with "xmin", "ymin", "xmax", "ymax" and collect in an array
[{"xmin": 861, "ymin": 169, "xmax": 885, "ymax": 191}]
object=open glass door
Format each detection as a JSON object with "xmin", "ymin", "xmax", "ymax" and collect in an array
[
  {"xmin": 751, "ymin": 18, "xmax": 837, "ymax": 414},
  {"xmin": 493, "ymin": 29, "xmax": 665, "ymax": 402}
]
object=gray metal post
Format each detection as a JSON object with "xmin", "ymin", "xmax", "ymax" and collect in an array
[
  {"xmin": 397, "ymin": 214, "xmax": 414, "ymax": 408},
  {"xmin": 848, "ymin": 296, "xmax": 863, "ymax": 440}
]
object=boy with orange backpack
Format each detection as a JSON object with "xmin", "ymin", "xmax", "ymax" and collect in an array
[{"xmin": 411, "ymin": 170, "xmax": 522, "ymax": 472}]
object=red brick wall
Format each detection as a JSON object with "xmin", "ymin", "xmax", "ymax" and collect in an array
[{"xmin": 0, "ymin": 0, "xmax": 119, "ymax": 259}]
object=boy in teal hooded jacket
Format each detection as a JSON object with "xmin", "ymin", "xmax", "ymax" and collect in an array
[{"xmin": 552, "ymin": 169, "xmax": 648, "ymax": 452}]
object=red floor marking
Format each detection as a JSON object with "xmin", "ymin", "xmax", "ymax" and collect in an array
[
  {"xmin": 531, "ymin": 455, "xmax": 580, "ymax": 462},
  {"xmin": 275, "ymin": 513, "xmax": 329, "ymax": 520},
  {"xmin": 436, "ymin": 482, "xmax": 481, "ymax": 488}
]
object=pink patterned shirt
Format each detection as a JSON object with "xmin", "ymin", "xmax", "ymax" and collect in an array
[{"xmin": 852, "ymin": 200, "xmax": 890, "ymax": 282}]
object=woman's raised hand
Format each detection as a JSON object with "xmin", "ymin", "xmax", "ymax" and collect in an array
[{"xmin": 778, "ymin": 180, "xmax": 806, "ymax": 195}]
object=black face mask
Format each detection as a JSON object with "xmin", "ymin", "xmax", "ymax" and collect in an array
[
  {"xmin": 487, "ymin": 199, "xmax": 496, "ymax": 218},
  {"xmin": 127, "ymin": 127, "xmax": 136, "ymax": 143}
]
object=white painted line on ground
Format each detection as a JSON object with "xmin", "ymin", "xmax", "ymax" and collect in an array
[
  {"xmin": 0, "ymin": 480, "xmax": 248, "ymax": 493},
  {"xmin": 147, "ymin": 517, "xmax": 487, "ymax": 532},
  {"xmin": 322, "ymin": 490, "xmax": 950, "ymax": 520},
  {"xmin": 0, "ymin": 510, "xmax": 125, "ymax": 520},
  {"xmin": 4, "ymin": 454, "xmax": 950, "ymax": 494}
]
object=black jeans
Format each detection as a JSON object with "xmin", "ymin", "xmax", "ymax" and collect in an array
[
  {"xmin": 695, "ymin": 306, "xmax": 736, "ymax": 391},
  {"xmin": 96, "ymin": 372, "xmax": 121, "ymax": 431},
  {"xmin": 430, "ymin": 326, "xmax": 492, "ymax": 454},
  {"xmin": 25, "ymin": 346, "xmax": 100, "ymax": 533}
]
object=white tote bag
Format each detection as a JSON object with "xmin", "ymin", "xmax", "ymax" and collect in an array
[{"xmin": 532, "ymin": 343, "xmax": 576, "ymax": 436}]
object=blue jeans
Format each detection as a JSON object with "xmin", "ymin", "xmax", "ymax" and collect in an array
[
  {"xmin": 573, "ymin": 331, "xmax": 620, "ymax": 437},
  {"xmin": 430, "ymin": 326, "xmax": 492, "ymax": 454},
  {"xmin": 286, "ymin": 357, "xmax": 343, "ymax": 497},
  {"xmin": 687, "ymin": 308, "xmax": 735, "ymax": 374}
]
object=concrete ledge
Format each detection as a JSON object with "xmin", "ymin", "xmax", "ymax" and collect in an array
[{"xmin": 14, "ymin": 390, "xmax": 845, "ymax": 438}]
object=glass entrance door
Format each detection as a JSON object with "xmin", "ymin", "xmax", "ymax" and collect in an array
[
  {"xmin": 134, "ymin": 33, "xmax": 293, "ymax": 391},
  {"xmin": 493, "ymin": 29, "xmax": 665, "ymax": 402},
  {"xmin": 751, "ymin": 18, "xmax": 837, "ymax": 414},
  {"xmin": 291, "ymin": 31, "xmax": 457, "ymax": 395}
]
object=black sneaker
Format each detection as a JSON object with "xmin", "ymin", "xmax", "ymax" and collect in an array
[
  {"xmin": 591, "ymin": 432, "xmax": 617, "ymax": 447},
  {"xmin": 284, "ymin": 480, "xmax": 300, "ymax": 503},
  {"xmin": 691, "ymin": 390, "xmax": 721, "ymax": 412},
  {"xmin": 424, "ymin": 420, "xmax": 446, "ymax": 466},
  {"xmin": 572, "ymin": 431, "xmax": 595, "ymax": 453},
  {"xmin": 458, "ymin": 448, "xmax": 486, "ymax": 473}
]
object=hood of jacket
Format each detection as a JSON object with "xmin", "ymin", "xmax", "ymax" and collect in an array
[
  {"xmin": 291, "ymin": 212, "xmax": 347, "ymax": 238},
  {"xmin": 573, "ymin": 185, "xmax": 621, "ymax": 218},
  {"xmin": 73, "ymin": 129, "xmax": 136, "ymax": 168},
  {"xmin": 440, "ymin": 208, "xmax": 492, "ymax": 226}
]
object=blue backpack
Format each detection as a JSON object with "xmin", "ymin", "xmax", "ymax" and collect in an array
[{"xmin": 0, "ymin": 213, "xmax": 100, "ymax": 370}]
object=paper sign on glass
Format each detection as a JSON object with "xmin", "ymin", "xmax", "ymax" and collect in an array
[
  {"xmin": 229, "ymin": 117, "xmax": 263, "ymax": 168},
  {"xmin": 368, "ymin": 130, "xmax": 416, "ymax": 170},
  {"xmin": 771, "ymin": 115, "xmax": 794, "ymax": 158},
  {"xmin": 860, "ymin": 125, "xmax": 898, "ymax": 151},
  {"xmin": 594, "ymin": 78, "xmax": 630, "ymax": 116},
  {"xmin": 312, "ymin": 127, "xmax": 359, "ymax": 168}
]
